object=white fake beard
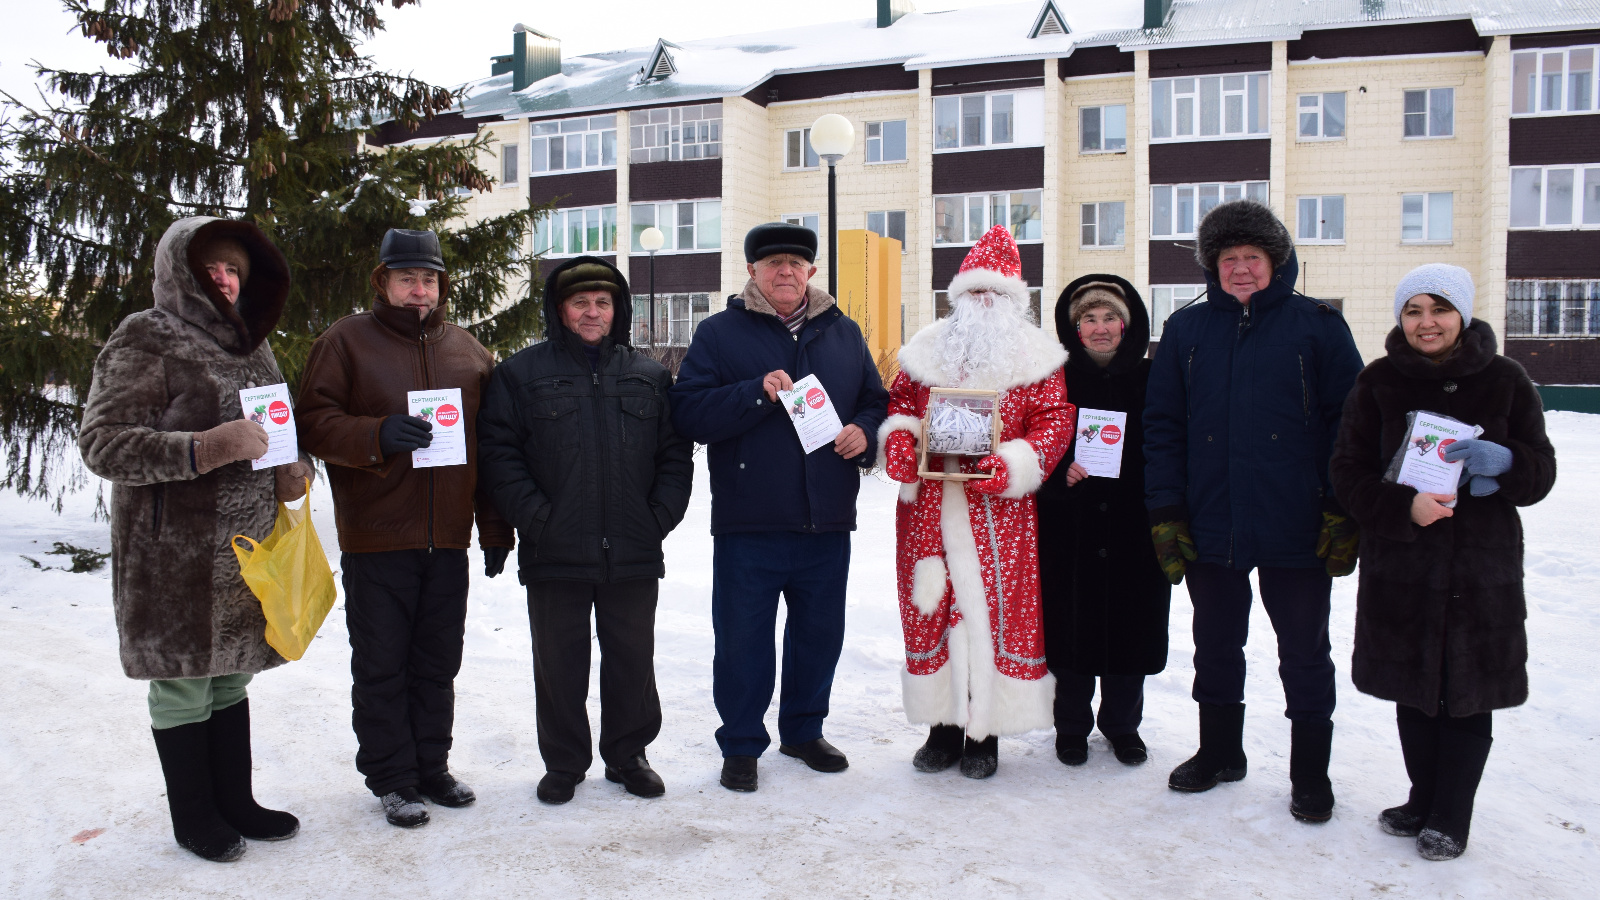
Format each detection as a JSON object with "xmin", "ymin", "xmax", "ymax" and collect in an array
[{"xmin": 937, "ymin": 291, "xmax": 1033, "ymax": 390}]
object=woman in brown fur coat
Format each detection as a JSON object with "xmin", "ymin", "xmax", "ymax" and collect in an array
[{"xmin": 78, "ymin": 217, "xmax": 314, "ymax": 862}]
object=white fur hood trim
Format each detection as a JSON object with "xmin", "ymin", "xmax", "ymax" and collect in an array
[{"xmin": 897, "ymin": 318, "xmax": 1067, "ymax": 391}]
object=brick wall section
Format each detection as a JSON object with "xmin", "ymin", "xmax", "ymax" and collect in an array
[
  {"xmin": 932, "ymin": 147, "xmax": 1045, "ymax": 193},
  {"xmin": 1149, "ymin": 240, "xmax": 1205, "ymax": 283},
  {"xmin": 1058, "ymin": 74, "xmax": 1136, "ymax": 318},
  {"xmin": 1288, "ymin": 20, "xmax": 1488, "ymax": 61},
  {"xmin": 931, "ymin": 61, "xmax": 1046, "ymax": 95},
  {"xmin": 368, "ymin": 112, "xmax": 494, "ymax": 147},
  {"xmin": 1149, "ymin": 43, "xmax": 1272, "ymax": 77},
  {"xmin": 629, "ymin": 158, "xmax": 722, "ymax": 203},
  {"xmin": 1506, "ymin": 231, "xmax": 1600, "ymax": 278},
  {"xmin": 744, "ymin": 64, "xmax": 919, "ymax": 106},
  {"xmin": 1508, "ymin": 116, "xmax": 1600, "ymax": 166},
  {"xmin": 1149, "ymin": 139, "xmax": 1271, "ymax": 183},
  {"xmin": 1510, "ymin": 30, "xmax": 1600, "ymax": 50},
  {"xmin": 719, "ymin": 97, "xmax": 772, "ymax": 297},
  {"xmin": 627, "ymin": 252, "xmax": 722, "ymax": 294},
  {"xmin": 527, "ymin": 168, "xmax": 617, "ymax": 209},
  {"xmin": 1504, "ymin": 339, "xmax": 1600, "ymax": 383},
  {"xmin": 1060, "ymin": 46, "xmax": 1135, "ymax": 79}
]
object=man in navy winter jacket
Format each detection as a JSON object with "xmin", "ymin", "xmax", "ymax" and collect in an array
[
  {"xmin": 669, "ymin": 222, "xmax": 889, "ymax": 792},
  {"xmin": 1143, "ymin": 200, "xmax": 1363, "ymax": 823}
]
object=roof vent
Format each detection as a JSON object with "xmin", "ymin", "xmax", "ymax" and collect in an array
[
  {"xmin": 1143, "ymin": 0, "xmax": 1172, "ymax": 30},
  {"xmin": 512, "ymin": 24, "xmax": 561, "ymax": 92},
  {"xmin": 645, "ymin": 40, "xmax": 680, "ymax": 80},
  {"xmin": 878, "ymin": 0, "xmax": 914, "ymax": 28},
  {"xmin": 1028, "ymin": 1, "xmax": 1069, "ymax": 38}
]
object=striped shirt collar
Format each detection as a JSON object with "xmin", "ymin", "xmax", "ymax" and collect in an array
[{"xmin": 779, "ymin": 304, "xmax": 807, "ymax": 334}]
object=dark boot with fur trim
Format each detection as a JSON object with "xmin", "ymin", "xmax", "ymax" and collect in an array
[
  {"xmin": 914, "ymin": 724, "xmax": 965, "ymax": 772},
  {"xmin": 206, "ymin": 700, "xmax": 299, "ymax": 840},
  {"xmin": 959, "ymin": 735, "xmax": 998, "ymax": 779},
  {"xmin": 1169, "ymin": 702, "xmax": 1248, "ymax": 792},
  {"xmin": 152, "ymin": 724, "xmax": 246, "ymax": 862},
  {"xmin": 1289, "ymin": 720, "xmax": 1335, "ymax": 822},
  {"xmin": 1418, "ymin": 732, "xmax": 1492, "ymax": 861},
  {"xmin": 1381, "ymin": 705, "xmax": 1440, "ymax": 837}
]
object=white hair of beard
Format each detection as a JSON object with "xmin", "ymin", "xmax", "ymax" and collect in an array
[{"xmin": 937, "ymin": 289, "xmax": 1034, "ymax": 389}]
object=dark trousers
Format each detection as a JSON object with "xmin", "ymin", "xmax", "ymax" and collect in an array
[
  {"xmin": 1186, "ymin": 562, "xmax": 1336, "ymax": 722},
  {"xmin": 526, "ymin": 578, "xmax": 662, "ymax": 775},
  {"xmin": 1054, "ymin": 672, "xmax": 1146, "ymax": 738},
  {"xmin": 342, "ymin": 548, "xmax": 468, "ymax": 796},
  {"xmin": 711, "ymin": 531, "xmax": 850, "ymax": 758}
]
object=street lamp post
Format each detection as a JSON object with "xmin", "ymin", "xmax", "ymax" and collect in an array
[
  {"xmin": 808, "ymin": 113, "xmax": 855, "ymax": 299},
  {"xmin": 639, "ymin": 226, "xmax": 665, "ymax": 346}
]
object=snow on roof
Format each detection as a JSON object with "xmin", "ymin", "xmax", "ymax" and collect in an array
[{"xmin": 450, "ymin": 0, "xmax": 1599, "ymax": 121}]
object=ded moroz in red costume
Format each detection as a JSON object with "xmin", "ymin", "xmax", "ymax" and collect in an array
[{"xmin": 878, "ymin": 225, "xmax": 1076, "ymax": 740}]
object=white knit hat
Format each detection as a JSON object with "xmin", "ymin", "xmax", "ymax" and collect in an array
[{"xmin": 1394, "ymin": 263, "xmax": 1474, "ymax": 326}]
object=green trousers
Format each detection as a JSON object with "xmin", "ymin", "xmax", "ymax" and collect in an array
[{"xmin": 147, "ymin": 674, "xmax": 253, "ymax": 730}]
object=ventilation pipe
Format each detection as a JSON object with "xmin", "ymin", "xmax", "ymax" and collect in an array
[
  {"xmin": 511, "ymin": 24, "xmax": 562, "ymax": 91},
  {"xmin": 878, "ymin": 0, "xmax": 914, "ymax": 28},
  {"xmin": 1144, "ymin": 0, "xmax": 1172, "ymax": 30}
]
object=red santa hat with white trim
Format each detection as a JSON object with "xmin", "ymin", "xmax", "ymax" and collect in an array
[{"xmin": 945, "ymin": 224, "xmax": 1029, "ymax": 310}]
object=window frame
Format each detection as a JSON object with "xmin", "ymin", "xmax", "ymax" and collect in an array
[
  {"xmin": 932, "ymin": 89, "xmax": 1044, "ymax": 153},
  {"xmin": 500, "ymin": 143, "xmax": 520, "ymax": 186},
  {"xmin": 1079, "ymin": 104, "xmax": 1128, "ymax": 154},
  {"xmin": 865, "ymin": 209, "xmax": 908, "ymax": 250},
  {"xmin": 1295, "ymin": 195, "xmax": 1346, "ymax": 244},
  {"xmin": 1150, "ymin": 73, "xmax": 1270, "ymax": 143},
  {"xmin": 1505, "ymin": 279, "xmax": 1600, "ymax": 337},
  {"xmin": 1296, "ymin": 92, "xmax": 1346, "ymax": 141},
  {"xmin": 532, "ymin": 204, "xmax": 619, "ymax": 257},
  {"xmin": 628, "ymin": 199, "xmax": 722, "ymax": 254},
  {"xmin": 1509, "ymin": 164, "xmax": 1600, "ymax": 230},
  {"xmin": 1400, "ymin": 191, "xmax": 1454, "ymax": 244},
  {"xmin": 632, "ymin": 291, "xmax": 715, "ymax": 346},
  {"xmin": 1149, "ymin": 285, "xmax": 1206, "ymax": 338},
  {"xmin": 528, "ymin": 115, "xmax": 618, "ymax": 176},
  {"xmin": 1150, "ymin": 182, "xmax": 1269, "ymax": 239},
  {"xmin": 1079, "ymin": 201, "xmax": 1126, "ymax": 248},
  {"xmin": 784, "ymin": 128, "xmax": 821, "ymax": 171},
  {"xmin": 782, "ymin": 213, "xmax": 820, "ymax": 236},
  {"xmin": 1402, "ymin": 87, "xmax": 1455, "ymax": 139},
  {"xmin": 628, "ymin": 103, "xmax": 722, "ymax": 164},
  {"xmin": 864, "ymin": 120, "xmax": 909, "ymax": 164},
  {"xmin": 932, "ymin": 190, "xmax": 1044, "ymax": 246},
  {"xmin": 1512, "ymin": 46, "xmax": 1600, "ymax": 117}
]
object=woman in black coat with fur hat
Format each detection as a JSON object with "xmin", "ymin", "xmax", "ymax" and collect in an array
[
  {"xmin": 1037, "ymin": 275, "xmax": 1170, "ymax": 768},
  {"xmin": 1331, "ymin": 263, "xmax": 1556, "ymax": 861}
]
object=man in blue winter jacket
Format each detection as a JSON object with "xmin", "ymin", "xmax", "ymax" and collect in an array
[
  {"xmin": 1143, "ymin": 200, "xmax": 1364, "ymax": 824},
  {"xmin": 669, "ymin": 222, "xmax": 889, "ymax": 793}
]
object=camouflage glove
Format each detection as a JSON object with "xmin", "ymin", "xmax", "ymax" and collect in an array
[
  {"xmin": 883, "ymin": 430, "xmax": 919, "ymax": 484},
  {"xmin": 1315, "ymin": 511, "xmax": 1360, "ymax": 578},
  {"xmin": 1150, "ymin": 519, "xmax": 1198, "ymax": 585}
]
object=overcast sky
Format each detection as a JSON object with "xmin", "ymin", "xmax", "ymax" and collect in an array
[{"xmin": 0, "ymin": 0, "xmax": 1038, "ymax": 111}]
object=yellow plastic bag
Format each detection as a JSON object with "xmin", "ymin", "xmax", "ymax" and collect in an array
[{"xmin": 232, "ymin": 479, "xmax": 337, "ymax": 661}]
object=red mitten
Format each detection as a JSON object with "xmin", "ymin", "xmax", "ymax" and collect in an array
[
  {"xmin": 884, "ymin": 430, "xmax": 919, "ymax": 484},
  {"xmin": 967, "ymin": 454, "xmax": 1010, "ymax": 495}
]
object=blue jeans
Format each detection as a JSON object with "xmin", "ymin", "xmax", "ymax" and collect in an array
[
  {"xmin": 711, "ymin": 531, "xmax": 851, "ymax": 758},
  {"xmin": 1186, "ymin": 562, "xmax": 1336, "ymax": 722}
]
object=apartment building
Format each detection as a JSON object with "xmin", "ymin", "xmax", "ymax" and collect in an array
[{"xmin": 368, "ymin": 0, "xmax": 1600, "ymax": 387}]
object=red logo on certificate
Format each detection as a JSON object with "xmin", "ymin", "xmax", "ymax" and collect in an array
[
  {"xmin": 1100, "ymin": 424, "xmax": 1122, "ymax": 445},
  {"xmin": 435, "ymin": 404, "xmax": 460, "ymax": 427},
  {"xmin": 267, "ymin": 400, "xmax": 291, "ymax": 425},
  {"xmin": 805, "ymin": 388, "xmax": 826, "ymax": 410},
  {"xmin": 1437, "ymin": 438, "xmax": 1455, "ymax": 461}
]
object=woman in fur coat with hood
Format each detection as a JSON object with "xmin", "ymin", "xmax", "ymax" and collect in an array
[
  {"xmin": 1330, "ymin": 264, "xmax": 1556, "ymax": 861},
  {"xmin": 78, "ymin": 217, "xmax": 314, "ymax": 862}
]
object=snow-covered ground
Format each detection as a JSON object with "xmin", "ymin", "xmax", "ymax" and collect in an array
[{"xmin": 2, "ymin": 414, "xmax": 1597, "ymax": 898}]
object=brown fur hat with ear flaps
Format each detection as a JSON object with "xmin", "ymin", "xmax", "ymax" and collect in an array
[
  {"xmin": 1194, "ymin": 199, "xmax": 1294, "ymax": 273},
  {"xmin": 1067, "ymin": 281, "xmax": 1129, "ymax": 325}
]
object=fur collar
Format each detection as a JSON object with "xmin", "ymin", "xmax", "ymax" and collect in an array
[
  {"xmin": 738, "ymin": 278, "xmax": 836, "ymax": 319},
  {"xmin": 1384, "ymin": 319, "xmax": 1499, "ymax": 380},
  {"xmin": 898, "ymin": 317, "xmax": 1067, "ymax": 391}
]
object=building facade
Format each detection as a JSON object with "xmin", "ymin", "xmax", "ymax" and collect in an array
[{"xmin": 368, "ymin": 0, "xmax": 1600, "ymax": 384}]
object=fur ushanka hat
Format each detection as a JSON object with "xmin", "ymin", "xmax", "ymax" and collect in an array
[{"xmin": 1194, "ymin": 199, "xmax": 1294, "ymax": 273}]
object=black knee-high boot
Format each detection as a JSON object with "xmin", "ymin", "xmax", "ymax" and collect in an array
[
  {"xmin": 1418, "ymin": 713, "xmax": 1493, "ymax": 861},
  {"xmin": 1381, "ymin": 704, "xmax": 1441, "ymax": 837},
  {"xmin": 151, "ymin": 723, "xmax": 246, "ymax": 862},
  {"xmin": 207, "ymin": 699, "xmax": 299, "ymax": 841}
]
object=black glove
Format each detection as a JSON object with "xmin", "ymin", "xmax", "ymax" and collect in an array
[
  {"xmin": 378, "ymin": 414, "xmax": 432, "ymax": 456},
  {"xmin": 483, "ymin": 546, "xmax": 510, "ymax": 578}
]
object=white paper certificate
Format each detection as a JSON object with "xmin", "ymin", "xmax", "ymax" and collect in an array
[
  {"xmin": 1395, "ymin": 411, "xmax": 1474, "ymax": 496},
  {"xmin": 239, "ymin": 383, "xmax": 298, "ymax": 470},
  {"xmin": 778, "ymin": 374, "xmax": 846, "ymax": 455},
  {"xmin": 407, "ymin": 388, "xmax": 467, "ymax": 468},
  {"xmin": 1073, "ymin": 408, "xmax": 1127, "ymax": 478}
]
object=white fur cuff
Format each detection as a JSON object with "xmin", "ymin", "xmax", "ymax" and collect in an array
[
  {"xmin": 875, "ymin": 413, "xmax": 923, "ymax": 469},
  {"xmin": 910, "ymin": 556, "xmax": 948, "ymax": 617},
  {"xmin": 993, "ymin": 437, "xmax": 1043, "ymax": 499}
]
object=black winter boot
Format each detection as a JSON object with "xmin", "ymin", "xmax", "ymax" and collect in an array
[
  {"xmin": 1168, "ymin": 702, "xmax": 1248, "ymax": 792},
  {"xmin": 206, "ymin": 700, "xmax": 299, "ymax": 841},
  {"xmin": 913, "ymin": 725, "xmax": 965, "ymax": 773},
  {"xmin": 1417, "ymin": 732, "xmax": 1493, "ymax": 861},
  {"xmin": 1381, "ymin": 705, "xmax": 1440, "ymax": 837},
  {"xmin": 1055, "ymin": 733, "xmax": 1088, "ymax": 766},
  {"xmin": 959, "ymin": 735, "xmax": 998, "ymax": 779},
  {"xmin": 1289, "ymin": 720, "xmax": 1335, "ymax": 823},
  {"xmin": 151, "ymin": 724, "xmax": 246, "ymax": 862},
  {"xmin": 1109, "ymin": 732, "xmax": 1148, "ymax": 765}
]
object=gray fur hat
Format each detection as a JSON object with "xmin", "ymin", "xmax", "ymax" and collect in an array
[{"xmin": 1194, "ymin": 199, "xmax": 1293, "ymax": 272}]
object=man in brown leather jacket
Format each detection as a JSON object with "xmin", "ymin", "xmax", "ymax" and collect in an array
[{"xmin": 296, "ymin": 228, "xmax": 514, "ymax": 829}]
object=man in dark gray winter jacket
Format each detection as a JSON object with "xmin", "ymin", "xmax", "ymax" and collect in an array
[{"xmin": 477, "ymin": 256, "xmax": 694, "ymax": 805}]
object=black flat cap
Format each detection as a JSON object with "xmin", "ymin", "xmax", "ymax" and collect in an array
[
  {"xmin": 380, "ymin": 228, "xmax": 446, "ymax": 272},
  {"xmin": 744, "ymin": 222, "xmax": 817, "ymax": 264}
]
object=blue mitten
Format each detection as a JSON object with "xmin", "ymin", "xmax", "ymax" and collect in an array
[
  {"xmin": 1443, "ymin": 438, "xmax": 1513, "ymax": 477},
  {"xmin": 1468, "ymin": 474, "xmax": 1501, "ymax": 497}
]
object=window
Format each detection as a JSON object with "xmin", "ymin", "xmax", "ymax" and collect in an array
[
  {"xmin": 934, "ymin": 288, "xmax": 1043, "ymax": 324},
  {"xmin": 1513, "ymin": 47, "xmax": 1599, "ymax": 116},
  {"xmin": 785, "ymin": 128, "xmax": 820, "ymax": 170},
  {"xmin": 1401, "ymin": 192, "xmax": 1453, "ymax": 243},
  {"xmin": 532, "ymin": 205, "xmax": 618, "ymax": 256},
  {"xmin": 782, "ymin": 213, "xmax": 820, "ymax": 235},
  {"xmin": 866, "ymin": 210, "xmax": 907, "ymax": 247},
  {"xmin": 865, "ymin": 120, "xmax": 908, "ymax": 163},
  {"xmin": 933, "ymin": 90, "xmax": 1044, "ymax": 151},
  {"xmin": 1506, "ymin": 280, "xmax": 1600, "ymax": 336},
  {"xmin": 1296, "ymin": 195, "xmax": 1346, "ymax": 243},
  {"xmin": 1080, "ymin": 105, "xmax": 1127, "ymax": 152},
  {"xmin": 1298, "ymin": 93, "xmax": 1346, "ymax": 140},
  {"xmin": 1080, "ymin": 202, "xmax": 1126, "ymax": 247},
  {"xmin": 933, "ymin": 191, "xmax": 1043, "ymax": 244},
  {"xmin": 632, "ymin": 292, "xmax": 714, "ymax": 346},
  {"xmin": 629, "ymin": 104, "xmax": 722, "ymax": 163},
  {"xmin": 1151, "ymin": 74, "xmax": 1269, "ymax": 141},
  {"xmin": 629, "ymin": 200, "xmax": 721, "ymax": 253},
  {"xmin": 1403, "ymin": 88, "xmax": 1454, "ymax": 138},
  {"xmin": 1510, "ymin": 165, "xmax": 1600, "ymax": 229},
  {"xmin": 1151, "ymin": 182, "xmax": 1268, "ymax": 238},
  {"xmin": 501, "ymin": 144, "xmax": 519, "ymax": 185},
  {"xmin": 529, "ymin": 115, "xmax": 617, "ymax": 174},
  {"xmin": 1150, "ymin": 285, "xmax": 1205, "ymax": 338}
]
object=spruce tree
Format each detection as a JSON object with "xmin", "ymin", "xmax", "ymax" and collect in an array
[{"xmin": 0, "ymin": 0, "xmax": 544, "ymax": 507}]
